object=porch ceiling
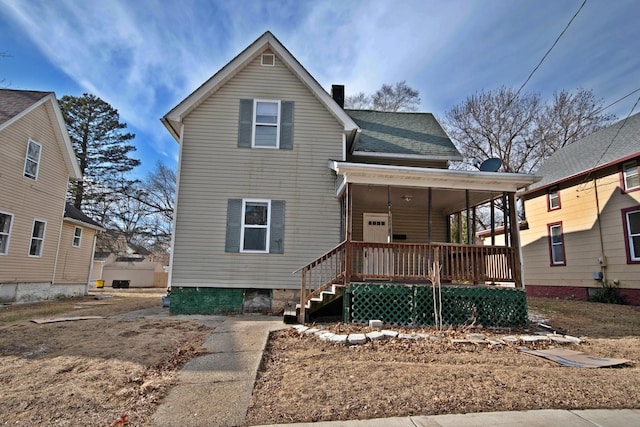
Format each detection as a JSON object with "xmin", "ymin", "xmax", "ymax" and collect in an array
[{"xmin": 331, "ymin": 161, "xmax": 540, "ymax": 194}]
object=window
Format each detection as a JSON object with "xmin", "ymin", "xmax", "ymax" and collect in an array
[
  {"xmin": 29, "ymin": 220, "xmax": 46, "ymax": 257},
  {"xmin": 253, "ymin": 100, "xmax": 280, "ymax": 148},
  {"xmin": 238, "ymin": 99, "xmax": 293, "ymax": 150},
  {"xmin": 548, "ymin": 222, "xmax": 566, "ymax": 266},
  {"xmin": 547, "ymin": 186, "xmax": 560, "ymax": 210},
  {"xmin": 73, "ymin": 226, "xmax": 82, "ymax": 247},
  {"xmin": 0, "ymin": 212, "xmax": 13, "ymax": 255},
  {"xmin": 24, "ymin": 139, "xmax": 42, "ymax": 179},
  {"xmin": 622, "ymin": 161, "xmax": 639, "ymax": 191},
  {"xmin": 241, "ymin": 200, "xmax": 270, "ymax": 252},
  {"xmin": 622, "ymin": 206, "xmax": 640, "ymax": 263},
  {"xmin": 225, "ymin": 198, "xmax": 285, "ymax": 254}
]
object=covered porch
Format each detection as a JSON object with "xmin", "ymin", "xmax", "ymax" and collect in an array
[{"xmin": 296, "ymin": 162, "xmax": 539, "ymax": 323}]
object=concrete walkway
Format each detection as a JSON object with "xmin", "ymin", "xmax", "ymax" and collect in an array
[{"xmin": 140, "ymin": 310, "xmax": 639, "ymax": 427}]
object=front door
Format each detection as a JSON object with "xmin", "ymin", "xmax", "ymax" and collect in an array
[{"xmin": 363, "ymin": 213, "xmax": 393, "ymax": 276}]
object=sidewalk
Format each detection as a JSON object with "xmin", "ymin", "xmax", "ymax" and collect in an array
[{"xmin": 145, "ymin": 311, "xmax": 639, "ymax": 427}]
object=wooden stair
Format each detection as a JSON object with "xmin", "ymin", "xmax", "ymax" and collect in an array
[{"xmin": 283, "ymin": 283, "xmax": 345, "ymax": 324}]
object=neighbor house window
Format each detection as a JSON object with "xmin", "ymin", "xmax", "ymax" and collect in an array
[
  {"xmin": 547, "ymin": 186, "xmax": 560, "ymax": 210},
  {"xmin": 24, "ymin": 139, "xmax": 42, "ymax": 179},
  {"xmin": 0, "ymin": 212, "xmax": 13, "ymax": 255},
  {"xmin": 29, "ymin": 220, "xmax": 46, "ymax": 257},
  {"xmin": 622, "ymin": 206, "xmax": 640, "ymax": 263},
  {"xmin": 622, "ymin": 161, "xmax": 639, "ymax": 191},
  {"xmin": 548, "ymin": 222, "xmax": 566, "ymax": 266},
  {"xmin": 253, "ymin": 100, "xmax": 280, "ymax": 148},
  {"xmin": 225, "ymin": 198, "xmax": 285, "ymax": 254},
  {"xmin": 73, "ymin": 226, "xmax": 82, "ymax": 247}
]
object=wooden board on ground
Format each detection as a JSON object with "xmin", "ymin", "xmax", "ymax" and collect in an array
[
  {"xmin": 31, "ymin": 316, "xmax": 105, "ymax": 324},
  {"xmin": 520, "ymin": 348, "xmax": 631, "ymax": 368}
]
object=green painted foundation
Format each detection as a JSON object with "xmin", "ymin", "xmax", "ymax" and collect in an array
[
  {"xmin": 345, "ymin": 283, "xmax": 528, "ymax": 328},
  {"xmin": 170, "ymin": 287, "xmax": 244, "ymax": 315}
]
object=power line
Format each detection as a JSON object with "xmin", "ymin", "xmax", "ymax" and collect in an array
[{"xmin": 594, "ymin": 87, "xmax": 640, "ymax": 114}]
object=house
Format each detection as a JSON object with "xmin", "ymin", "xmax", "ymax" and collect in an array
[
  {"xmin": 162, "ymin": 32, "xmax": 538, "ymax": 323},
  {"xmin": 519, "ymin": 112, "xmax": 640, "ymax": 305},
  {"xmin": 0, "ymin": 89, "xmax": 101, "ymax": 303}
]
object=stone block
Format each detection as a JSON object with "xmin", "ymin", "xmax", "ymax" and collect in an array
[
  {"xmin": 330, "ymin": 334, "xmax": 348, "ymax": 344},
  {"xmin": 304, "ymin": 328, "xmax": 320, "ymax": 335},
  {"xmin": 348, "ymin": 333, "xmax": 367, "ymax": 344},
  {"xmin": 319, "ymin": 332, "xmax": 335, "ymax": 342},
  {"xmin": 366, "ymin": 331, "xmax": 384, "ymax": 340},
  {"xmin": 381, "ymin": 330, "xmax": 398, "ymax": 337},
  {"xmin": 398, "ymin": 333, "xmax": 418, "ymax": 339},
  {"xmin": 368, "ymin": 319, "xmax": 383, "ymax": 329}
]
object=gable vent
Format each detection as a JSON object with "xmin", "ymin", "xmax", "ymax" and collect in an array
[{"xmin": 261, "ymin": 53, "xmax": 275, "ymax": 66}]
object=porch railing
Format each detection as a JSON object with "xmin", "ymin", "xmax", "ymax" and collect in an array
[{"xmin": 296, "ymin": 241, "xmax": 518, "ymax": 322}]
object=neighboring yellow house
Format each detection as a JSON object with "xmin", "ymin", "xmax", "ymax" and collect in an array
[
  {"xmin": 0, "ymin": 89, "xmax": 101, "ymax": 303},
  {"xmin": 519, "ymin": 112, "xmax": 640, "ymax": 305}
]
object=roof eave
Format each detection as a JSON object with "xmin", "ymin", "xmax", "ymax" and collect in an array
[{"xmin": 352, "ymin": 150, "xmax": 464, "ymax": 162}]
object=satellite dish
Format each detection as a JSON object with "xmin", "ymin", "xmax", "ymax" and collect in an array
[{"xmin": 479, "ymin": 157, "xmax": 502, "ymax": 172}]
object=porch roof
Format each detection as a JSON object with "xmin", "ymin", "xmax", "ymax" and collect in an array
[{"xmin": 330, "ymin": 161, "xmax": 540, "ymax": 195}]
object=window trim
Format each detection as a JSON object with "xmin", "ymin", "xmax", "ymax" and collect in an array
[
  {"xmin": 240, "ymin": 199, "xmax": 271, "ymax": 253},
  {"xmin": 547, "ymin": 186, "xmax": 561, "ymax": 211},
  {"xmin": 72, "ymin": 226, "xmax": 82, "ymax": 248},
  {"xmin": 621, "ymin": 160, "xmax": 640, "ymax": 193},
  {"xmin": 0, "ymin": 211, "xmax": 14, "ymax": 256},
  {"xmin": 251, "ymin": 99, "xmax": 281, "ymax": 149},
  {"xmin": 24, "ymin": 139, "xmax": 42, "ymax": 180},
  {"xmin": 622, "ymin": 206, "xmax": 640, "ymax": 264},
  {"xmin": 28, "ymin": 219, "xmax": 46, "ymax": 258},
  {"xmin": 547, "ymin": 222, "xmax": 566, "ymax": 266}
]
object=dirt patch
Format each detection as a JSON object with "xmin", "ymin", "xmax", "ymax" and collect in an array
[
  {"xmin": 245, "ymin": 297, "xmax": 640, "ymax": 425},
  {"xmin": 0, "ymin": 291, "xmax": 211, "ymax": 426}
]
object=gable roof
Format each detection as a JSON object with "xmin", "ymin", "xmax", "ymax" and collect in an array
[
  {"xmin": 0, "ymin": 89, "xmax": 82, "ymax": 179},
  {"xmin": 346, "ymin": 109, "xmax": 462, "ymax": 161},
  {"xmin": 526, "ymin": 112, "xmax": 640, "ymax": 192},
  {"xmin": 64, "ymin": 203, "xmax": 104, "ymax": 231},
  {"xmin": 161, "ymin": 31, "xmax": 359, "ymax": 141}
]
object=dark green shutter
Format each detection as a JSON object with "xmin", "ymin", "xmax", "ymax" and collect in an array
[
  {"xmin": 238, "ymin": 99, "xmax": 253, "ymax": 148},
  {"xmin": 269, "ymin": 200, "xmax": 285, "ymax": 254},
  {"xmin": 225, "ymin": 199, "xmax": 243, "ymax": 252},
  {"xmin": 280, "ymin": 101, "xmax": 294, "ymax": 150}
]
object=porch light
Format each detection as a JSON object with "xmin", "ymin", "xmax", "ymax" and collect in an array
[{"xmin": 402, "ymin": 195, "xmax": 413, "ymax": 202}]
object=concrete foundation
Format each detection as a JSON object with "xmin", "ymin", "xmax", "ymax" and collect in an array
[{"xmin": 0, "ymin": 282, "xmax": 87, "ymax": 304}]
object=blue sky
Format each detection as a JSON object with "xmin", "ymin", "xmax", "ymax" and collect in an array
[{"xmin": 1, "ymin": 0, "xmax": 638, "ymax": 177}]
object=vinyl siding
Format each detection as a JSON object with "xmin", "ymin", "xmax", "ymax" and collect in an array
[
  {"xmin": 352, "ymin": 204, "xmax": 448, "ymax": 243},
  {"xmin": 521, "ymin": 165, "xmax": 640, "ymax": 290},
  {"xmin": 172, "ymin": 49, "xmax": 344, "ymax": 289},
  {"xmin": 54, "ymin": 223, "xmax": 96, "ymax": 284},
  {"xmin": 0, "ymin": 102, "xmax": 69, "ymax": 283}
]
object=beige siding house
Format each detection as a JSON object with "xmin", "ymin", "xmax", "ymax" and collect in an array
[
  {"xmin": 0, "ymin": 89, "xmax": 100, "ymax": 303},
  {"xmin": 163, "ymin": 32, "xmax": 538, "ymax": 317},
  {"xmin": 520, "ymin": 113, "xmax": 640, "ymax": 305}
]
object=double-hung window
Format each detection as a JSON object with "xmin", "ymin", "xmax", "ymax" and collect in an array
[
  {"xmin": 24, "ymin": 139, "xmax": 42, "ymax": 179},
  {"xmin": 622, "ymin": 161, "xmax": 639, "ymax": 191},
  {"xmin": 548, "ymin": 186, "xmax": 560, "ymax": 210},
  {"xmin": 253, "ymin": 100, "xmax": 280, "ymax": 148},
  {"xmin": 241, "ymin": 200, "xmax": 270, "ymax": 252},
  {"xmin": 73, "ymin": 226, "xmax": 82, "ymax": 247},
  {"xmin": 0, "ymin": 212, "xmax": 13, "ymax": 255},
  {"xmin": 29, "ymin": 220, "xmax": 46, "ymax": 257},
  {"xmin": 622, "ymin": 206, "xmax": 640, "ymax": 263},
  {"xmin": 548, "ymin": 222, "xmax": 566, "ymax": 266},
  {"xmin": 225, "ymin": 198, "xmax": 285, "ymax": 254}
]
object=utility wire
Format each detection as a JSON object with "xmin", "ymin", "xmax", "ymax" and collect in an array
[{"xmin": 594, "ymin": 87, "xmax": 640, "ymax": 114}]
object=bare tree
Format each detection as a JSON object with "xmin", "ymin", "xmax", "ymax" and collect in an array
[
  {"xmin": 345, "ymin": 80, "xmax": 421, "ymax": 112},
  {"xmin": 443, "ymin": 87, "xmax": 615, "ymax": 174}
]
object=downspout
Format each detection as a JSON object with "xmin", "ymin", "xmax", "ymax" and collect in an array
[{"xmin": 593, "ymin": 177, "xmax": 607, "ymax": 284}]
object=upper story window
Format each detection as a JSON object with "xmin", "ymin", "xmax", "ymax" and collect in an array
[
  {"xmin": 547, "ymin": 186, "xmax": 560, "ymax": 210},
  {"xmin": 238, "ymin": 99, "xmax": 294, "ymax": 150},
  {"xmin": 73, "ymin": 226, "xmax": 82, "ymax": 247},
  {"xmin": 0, "ymin": 212, "xmax": 13, "ymax": 255},
  {"xmin": 622, "ymin": 206, "xmax": 640, "ymax": 264},
  {"xmin": 29, "ymin": 219, "xmax": 46, "ymax": 257},
  {"xmin": 253, "ymin": 100, "xmax": 281, "ymax": 148},
  {"xmin": 548, "ymin": 222, "xmax": 566, "ymax": 266},
  {"xmin": 622, "ymin": 161, "xmax": 639, "ymax": 191},
  {"xmin": 24, "ymin": 139, "xmax": 42, "ymax": 180}
]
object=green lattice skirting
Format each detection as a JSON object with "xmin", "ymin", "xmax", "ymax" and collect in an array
[{"xmin": 345, "ymin": 283, "xmax": 527, "ymax": 328}]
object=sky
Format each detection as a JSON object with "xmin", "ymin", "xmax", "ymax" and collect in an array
[{"xmin": 1, "ymin": 0, "xmax": 638, "ymax": 178}]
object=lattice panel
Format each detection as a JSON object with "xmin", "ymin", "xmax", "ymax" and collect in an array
[{"xmin": 347, "ymin": 284, "xmax": 527, "ymax": 328}]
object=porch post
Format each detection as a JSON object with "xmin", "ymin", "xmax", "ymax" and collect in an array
[
  {"xmin": 427, "ymin": 188, "xmax": 433, "ymax": 243},
  {"xmin": 507, "ymin": 192, "xmax": 523, "ymax": 287},
  {"xmin": 490, "ymin": 197, "xmax": 496, "ymax": 246},
  {"xmin": 345, "ymin": 183, "xmax": 353, "ymax": 283},
  {"xmin": 502, "ymin": 192, "xmax": 509, "ymax": 247},
  {"xmin": 465, "ymin": 189, "xmax": 471, "ymax": 244}
]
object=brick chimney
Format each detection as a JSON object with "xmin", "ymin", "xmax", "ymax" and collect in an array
[{"xmin": 331, "ymin": 85, "xmax": 345, "ymax": 108}]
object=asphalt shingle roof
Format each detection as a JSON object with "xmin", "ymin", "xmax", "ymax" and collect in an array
[
  {"xmin": 529, "ymin": 112, "xmax": 640, "ymax": 190},
  {"xmin": 64, "ymin": 203, "xmax": 103, "ymax": 229},
  {"xmin": 346, "ymin": 109, "xmax": 462, "ymax": 159},
  {"xmin": 0, "ymin": 89, "xmax": 51, "ymax": 126}
]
